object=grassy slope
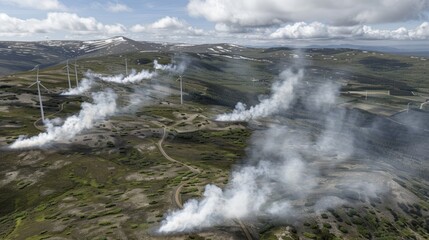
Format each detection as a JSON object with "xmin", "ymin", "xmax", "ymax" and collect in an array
[{"xmin": 0, "ymin": 47, "xmax": 428, "ymax": 239}]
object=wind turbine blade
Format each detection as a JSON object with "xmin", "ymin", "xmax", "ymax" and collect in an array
[
  {"xmin": 30, "ymin": 65, "xmax": 39, "ymax": 71},
  {"xmin": 28, "ymin": 82, "xmax": 37, "ymax": 88},
  {"xmin": 39, "ymin": 83, "xmax": 50, "ymax": 92}
]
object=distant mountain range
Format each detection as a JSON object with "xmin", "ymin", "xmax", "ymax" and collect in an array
[
  {"xmin": 0, "ymin": 36, "xmax": 428, "ymax": 77},
  {"xmin": 0, "ymin": 36, "xmax": 166, "ymax": 76},
  {"xmin": 304, "ymin": 44, "xmax": 429, "ymax": 57},
  {"xmin": 0, "ymin": 36, "xmax": 249, "ymax": 76}
]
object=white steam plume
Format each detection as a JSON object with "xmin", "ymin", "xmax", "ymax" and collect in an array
[
  {"xmin": 216, "ymin": 69, "xmax": 303, "ymax": 121},
  {"xmin": 9, "ymin": 90, "xmax": 117, "ymax": 149},
  {"xmin": 159, "ymin": 126, "xmax": 317, "ymax": 233},
  {"xmin": 159, "ymin": 75, "xmax": 389, "ymax": 233},
  {"xmin": 61, "ymin": 68, "xmax": 156, "ymax": 95},
  {"xmin": 60, "ymin": 58, "xmax": 186, "ymax": 96},
  {"xmin": 159, "ymin": 127, "xmax": 316, "ymax": 233},
  {"xmin": 61, "ymin": 71, "xmax": 97, "ymax": 95},
  {"xmin": 98, "ymin": 68, "xmax": 156, "ymax": 83},
  {"xmin": 154, "ymin": 59, "xmax": 187, "ymax": 74}
]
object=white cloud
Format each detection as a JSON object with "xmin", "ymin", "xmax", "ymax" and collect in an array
[
  {"xmin": 270, "ymin": 22, "xmax": 330, "ymax": 39},
  {"xmin": 130, "ymin": 24, "xmax": 146, "ymax": 33},
  {"xmin": 131, "ymin": 16, "xmax": 205, "ymax": 36},
  {"xmin": 413, "ymin": 21, "xmax": 429, "ymax": 39},
  {"xmin": 0, "ymin": 12, "xmax": 126, "ymax": 36},
  {"xmin": 151, "ymin": 16, "xmax": 186, "ymax": 29},
  {"xmin": 106, "ymin": 2, "xmax": 131, "ymax": 13},
  {"xmin": 187, "ymin": 0, "xmax": 429, "ymax": 30},
  {"xmin": 269, "ymin": 21, "xmax": 429, "ymax": 40},
  {"xmin": 0, "ymin": 0, "xmax": 65, "ymax": 10}
]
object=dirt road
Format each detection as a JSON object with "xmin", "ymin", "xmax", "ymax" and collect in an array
[{"xmin": 156, "ymin": 127, "xmax": 254, "ymax": 239}]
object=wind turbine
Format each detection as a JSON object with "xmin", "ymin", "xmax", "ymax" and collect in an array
[
  {"xmin": 28, "ymin": 65, "xmax": 49, "ymax": 122},
  {"xmin": 64, "ymin": 60, "xmax": 72, "ymax": 90},
  {"xmin": 73, "ymin": 59, "xmax": 79, "ymax": 87},
  {"xmin": 124, "ymin": 58, "xmax": 128, "ymax": 75},
  {"xmin": 177, "ymin": 75, "xmax": 183, "ymax": 105}
]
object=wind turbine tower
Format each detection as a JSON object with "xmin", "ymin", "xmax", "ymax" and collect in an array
[
  {"xmin": 125, "ymin": 58, "xmax": 128, "ymax": 75},
  {"xmin": 28, "ymin": 65, "xmax": 49, "ymax": 122},
  {"xmin": 65, "ymin": 60, "xmax": 72, "ymax": 90},
  {"xmin": 74, "ymin": 59, "xmax": 79, "ymax": 87},
  {"xmin": 178, "ymin": 75, "xmax": 183, "ymax": 105}
]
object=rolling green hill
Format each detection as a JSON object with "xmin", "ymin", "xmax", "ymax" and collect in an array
[{"xmin": 0, "ymin": 38, "xmax": 428, "ymax": 239}]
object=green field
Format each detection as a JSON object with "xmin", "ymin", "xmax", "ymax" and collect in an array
[{"xmin": 0, "ymin": 45, "xmax": 428, "ymax": 239}]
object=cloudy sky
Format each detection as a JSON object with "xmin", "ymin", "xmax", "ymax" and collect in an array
[{"xmin": 0, "ymin": 0, "xmax": 428, "ymax": 46}]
